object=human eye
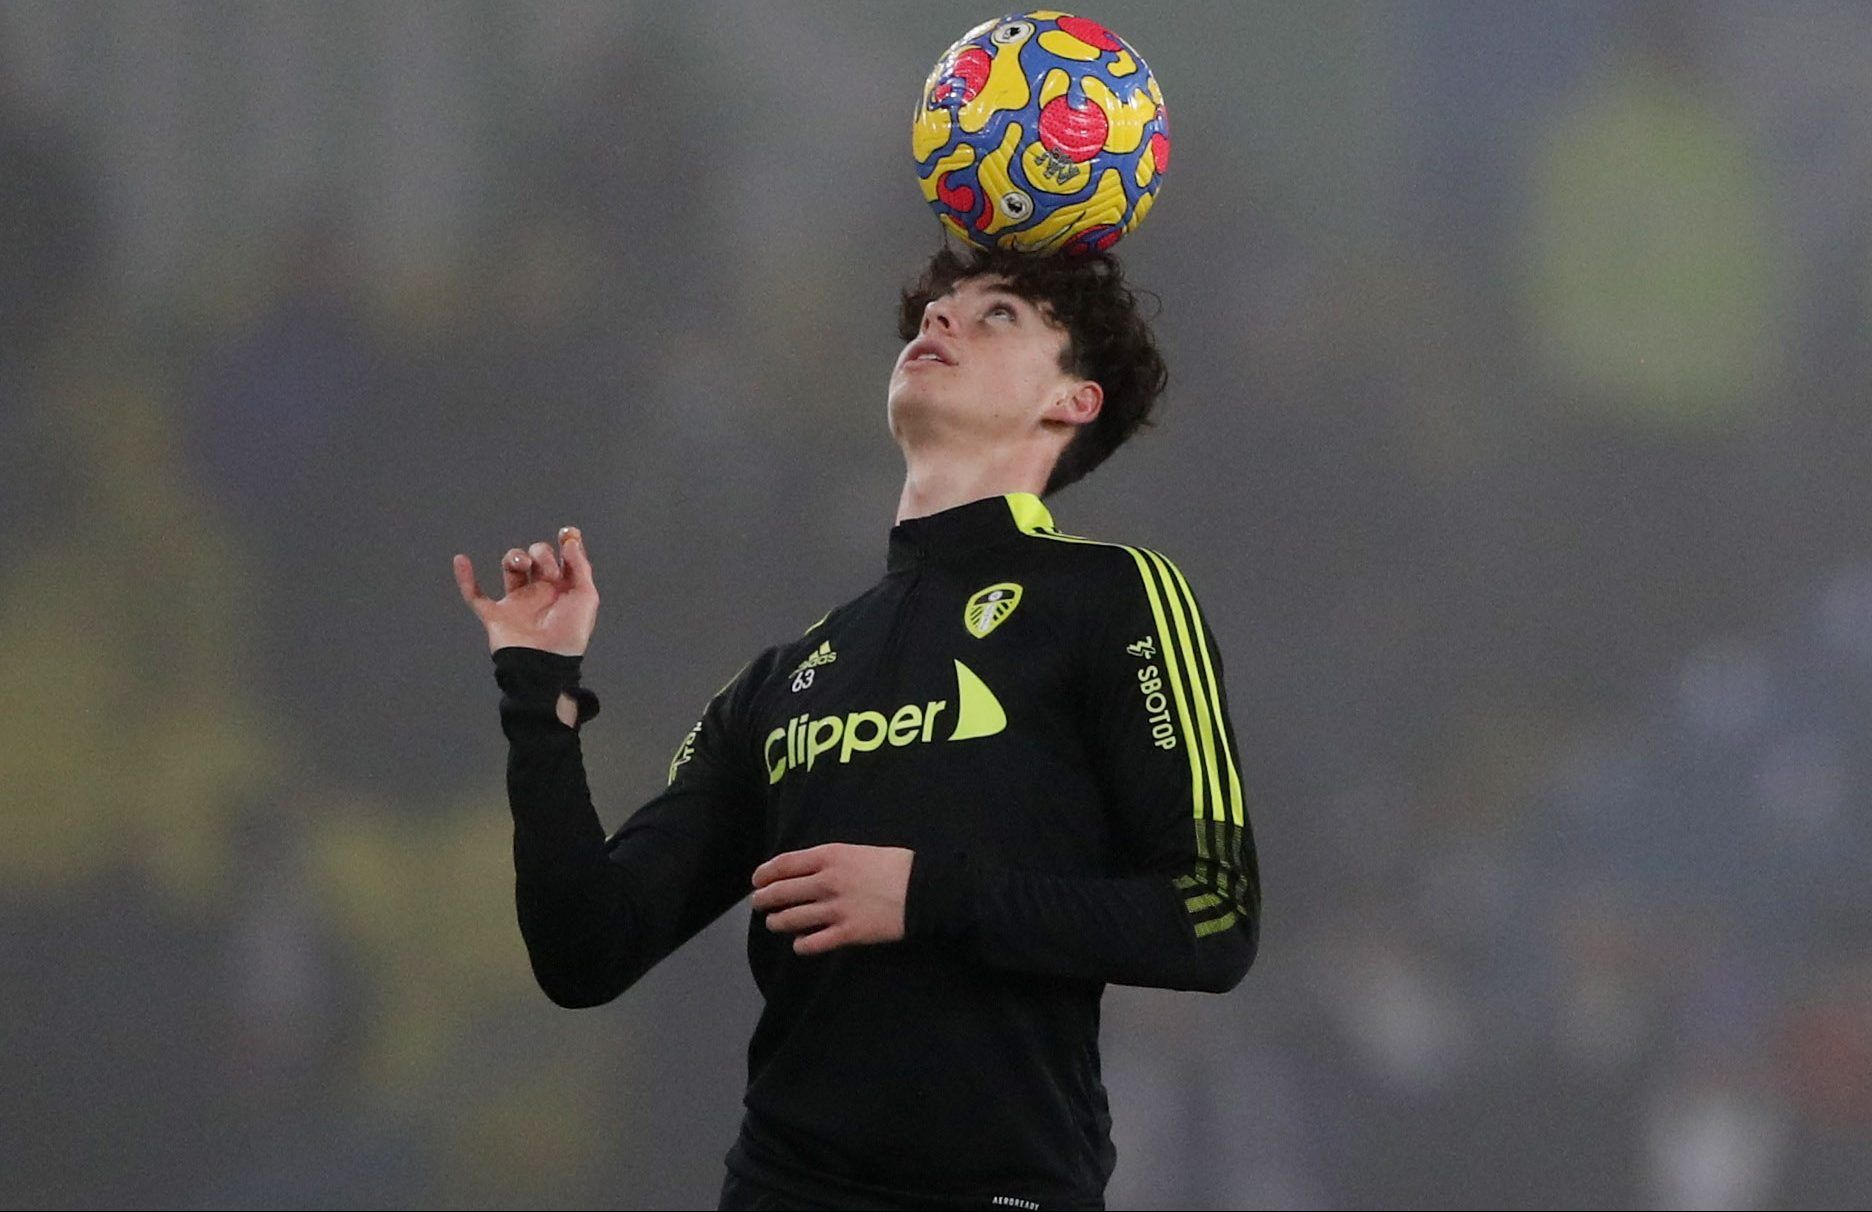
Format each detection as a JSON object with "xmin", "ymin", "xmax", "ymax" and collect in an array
[{"xmin": 986, "ymin": 300, "xmax": 1017, "ymax": 321}]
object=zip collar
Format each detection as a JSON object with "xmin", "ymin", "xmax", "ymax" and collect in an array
[{"xmin": 886, "ymin": 491, "xmax": 1055, "ymax": 573}]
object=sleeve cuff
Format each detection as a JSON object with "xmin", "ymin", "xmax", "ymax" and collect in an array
[
  {"xmin": 492, "ymin": 646, "xmax": 602, "ymax": 730},
  {"xmin": 903, "ymin": 847, "xmax": 977, "ymax": 942}
]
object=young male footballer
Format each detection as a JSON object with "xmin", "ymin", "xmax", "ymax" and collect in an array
[{"xmin": 453, "ymin": 244, "xmax": 1260, "ymax": 1211}]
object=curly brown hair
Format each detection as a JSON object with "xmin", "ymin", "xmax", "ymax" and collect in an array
[{"xmin": 896, "ymin": 244, "xmax": 1169, "ymax": 498}]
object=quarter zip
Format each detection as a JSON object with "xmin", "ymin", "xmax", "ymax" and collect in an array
[{"xmin": 880, "ymin": 559, "xmax": 923, "ymax": 676}]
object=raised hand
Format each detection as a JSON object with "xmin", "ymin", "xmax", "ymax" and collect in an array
[{"xmin": 453, "ymin": 526, "xmax": 599, "ymax": 656}]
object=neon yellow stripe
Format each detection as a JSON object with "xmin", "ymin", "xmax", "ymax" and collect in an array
[
  {"xmin": 1143, "ymin": 550, "xmax": 1226, "ymax": 823},
  {"xmin": 1155, "ymin": 555, "xmax": 1246, "ymax": 828},
  {"xmin": 1122, "ymin": 548, "xmax": 1207, "ymax": 821},
  {"xmin": 1193, "ymin": 911, "xmax": 1238, "ymax": 938},
  {"xmin": 1015, "ymin": 523, "xmax": 1209, "ymax": 824},
  {"xmin": 1003, "ymin": 491, "xmax": 1055, "ymax": 533},
  {"xmin": 1010, "ymin": 511, "xmax": 1246, "ymax": 927},
  {"xmin": 1158, "ymin": 557, "xmax": 1245, "ymax": 828}
]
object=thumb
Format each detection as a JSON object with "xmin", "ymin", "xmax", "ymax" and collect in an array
[{"xmin": 452, "ymin": 553, "xmax": 492, "ymax": 619}]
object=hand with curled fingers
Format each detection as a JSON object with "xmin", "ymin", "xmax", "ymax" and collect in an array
[
  {"xmin": 750, "ymin": 843, "xmax": 916, "ymax": 957},
  {"xmin": 452, "ymin": 526, "xmax": 599, "ymax": 657}
]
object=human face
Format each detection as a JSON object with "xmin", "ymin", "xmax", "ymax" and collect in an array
[{"xmin": 888, "ymin": 275, "xmax": 1093, "ymax": 443}]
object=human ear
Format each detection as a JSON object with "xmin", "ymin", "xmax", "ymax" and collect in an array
[{"xmin": 1064, "ymin": 380, "xmax": 1103, "ymax": 425}]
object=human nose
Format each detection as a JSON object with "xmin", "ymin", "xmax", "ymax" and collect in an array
[{"xmin": 921, "ymin": 298, "xmax": 956, "ymax": 335}]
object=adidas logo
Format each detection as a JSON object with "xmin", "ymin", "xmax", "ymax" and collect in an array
[{"xmin": 792, "ymin": 640, "xmax": 837, "ymax": 674}]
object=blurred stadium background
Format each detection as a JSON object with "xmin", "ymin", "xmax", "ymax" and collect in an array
[{"xmin": 3, "ymin": 2, "xmax": 1869, "ymax": 1207}]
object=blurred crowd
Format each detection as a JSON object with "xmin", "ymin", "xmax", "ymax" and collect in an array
[{"xmin": 2, "ymin": 3, "xmax": 1868, "ymax": 1208}]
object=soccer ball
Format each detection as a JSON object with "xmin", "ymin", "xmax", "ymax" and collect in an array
[{"xmin": 913, "ymin": 10, "xmax": 1169, "ymax": 257}]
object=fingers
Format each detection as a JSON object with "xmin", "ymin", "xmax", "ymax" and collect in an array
[
  {"xmin": 750, "ymin": 873, "xmax": 829, "ymax": 913},
  {"xmin": 526, "ymin": 540, "xmax": 561, "ymax": 583},
  {"xmin": 753, "ymin": 844, "xmax": 832, "ymax": 890},
  {"xmin": 452, "ymin": 554, "xmax": 491, "ymax": 618},
  {"xmin": 764, "ymin": 898, "xmax": 838, "ymax": 936},
  {"xmin": 558, "ymin": 526, "xmax": 593, "ymax": 591},
  {"xmin": 746, "ymin": 851, "xmax": 854, "ymax": 956},
  {"xmin": 502, "ymin": 548, "xmax": 529, "ymax": 595},
  {"xmin": 481, "ymin": 529, "xmax": 588, "ymax": 601},
  {"xmin": 792, "ymin": 927, "xmax": 846, "ymax": 956}
]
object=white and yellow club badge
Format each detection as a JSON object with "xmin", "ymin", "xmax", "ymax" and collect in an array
[{"xmin": 964, "ymin": 582, "xmax": 1023, "ymax": 638}]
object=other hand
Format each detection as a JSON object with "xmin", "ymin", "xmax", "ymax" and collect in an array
[{"xmin": 751, "ymin": 843, "xmax": 915, "ymax": 957}]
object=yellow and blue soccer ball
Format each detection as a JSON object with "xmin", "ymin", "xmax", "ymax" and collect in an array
[{"xmin": 913, "ymin": 10, "xmax": 1169, "ymax": 256}]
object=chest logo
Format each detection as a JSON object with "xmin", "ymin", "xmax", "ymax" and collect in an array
[
  {"xmin": 964, "ymin": 582, "xmax": 1023, "ymax": 638},
  {"xmin": 763, "ymin": 659, "xmax": 1005, "ymax": 785}
]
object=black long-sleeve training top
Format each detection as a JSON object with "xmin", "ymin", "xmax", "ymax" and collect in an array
[{"xmin": 491, "ymin": 490, "xmax": 1259, "ymax": 1211}]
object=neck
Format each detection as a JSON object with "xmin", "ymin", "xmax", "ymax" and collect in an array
[{"xmin": 895, "ymin": 440, "xmax": 1058, "ymax": 525}]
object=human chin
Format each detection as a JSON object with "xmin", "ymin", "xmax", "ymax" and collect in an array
[{"xmin": 886, "ymin": 371, "xmax": 939, "ymax": 418}]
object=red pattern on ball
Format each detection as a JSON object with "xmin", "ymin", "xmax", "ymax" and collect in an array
[
  {"xmin": 1064, "ymin": 224, "xmax": 1124, "ymax": 257},
  {"xmin": 934, "ymin": 45, "xmax": 991, "ymax": 105},
  {"xmin": 1037, "ymin": 95, "xmax": 1110, "ymax": 163},
  {"xmin": 936, "ymin": 171, "xmax": 978, "ymax": 222},
  {"xmin": 1149, "ymin": 131, "xmax": 1170, "ymax": 172},
  {"xmin": 1055, "ymin": 16, "xmax": 1121, "ymax": 51}
]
